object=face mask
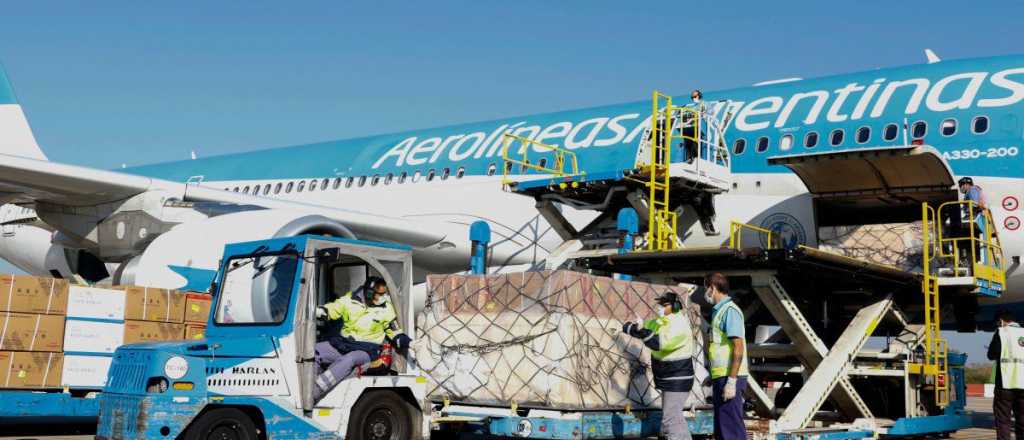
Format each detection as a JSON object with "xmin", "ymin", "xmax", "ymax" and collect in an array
[
  {"xmin": 658, "ymin": 307, "xmax": 669, "ymax": 317},
  {"xmin": 373, "ymin": 293, "xmax": 389, "ymax": 306},
  {"xmin": 704, "ymin": 290, "xmax": 714, "ymax": 305}
]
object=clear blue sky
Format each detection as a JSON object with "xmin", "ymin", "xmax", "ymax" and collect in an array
[{"xmin": 1, "ymin": 1, "xmax": 1018, "ymax": 362}]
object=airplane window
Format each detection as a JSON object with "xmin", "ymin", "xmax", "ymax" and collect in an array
[
  {"xmin": 487, "ymin": 163, "xmax": 497, "ymax": 176},
  {"xmin": 456, "ymin": 167, "xmax": 466, "ymax": 179},
  {"xmin": 322, "ymin": 178, "xmax": 330, "ymax": 191},
  {"xmin": 264, "ymin": 185, "xmax": 272, "ymax": 196},
  {"xmin": 398, "ymin": 171, "xmax": 407, "ymax": 184},
  {"xmin": 538, "ymin": 158, "xmax": 548, "ymax": 169},
  {"xmin": 779, "ymin": 134, "xmax": 793, "ymax": 151},
  {"xmin": 358, "ymin": 176, "xmax": 366, "ymax": 187},
  {"xmin": 427, "ymin": 169, "xmax": 436, "ymax": 182},
  {"xmin": 371, "ymin": 175, "xmax": 380, "ymax": 186},
  {"xmin": 755, "ymin": 136, "xmax": 769, "ymax": 153},
  {"xmin": 912, "ymin": 121, "xmax": 927, "ymax": 139},
  {"xmin": 804, "ymin": 132, "xmax": 818, "ymax": 148},
  {"xmin": 384, "ymin": 173, "xmax": 393, "ymax": 185},
  {"xmin": 830, "ymin": 129, "xmax": 844, "ymax": 146},
  {"xmin": 274, "ymin": 183, "xmax": 282, "ymax": 194},
  {"xmin": 856, "ymin": 126, "xmax": 870, "ymax": 144},
  {"xmin": 413, "ymin": 171, "xmax": 422, "ymax": 183},
  {"xmin": 733, "ymin": 138, "xmax": 746, "ymax": 155},
  {"xmin": 505, "ymin": 162, "xmax": 514, "ymax": 174},
  {"xmin": 297, "ymin": 181, "xmax": 306, "ymax": 192},
  {"xmin": 972, "ymin": 116, "xmax": 989, "ymax": 134},
  {"xmin": 309, "ymin": 180, "xmax": 317, "ymax": 191},
  {"xmin": 233, "ymin": 187, "xmax": 240, "ymax": 192},
  {"xmin": 251, "ymin": 185, "xmax": 260, "ymax": 195},
  {"xmin": 941, "ymin": 119, "xmax": 957, "ymax": 137},
  {"xmin": 345, "ymin": 177, "xmax": 354, "ymax": 188},
  {"xmin": 883, "ymin": 123, "xmax": 899, "ymax": 141},
  {"xmin": 243, "ymin": 186, "xmax": 250, "ymax": 194},
  {"xmin": 285, "ymin": 182, "xmax": 294, "ymax": 193},
  {"xmin": 441, "ymin": 168, "xmax": 450, "ymax": 180},
  {"xmin": 333, "ymin": 178, "xmax": 341, "ymax": 190}
]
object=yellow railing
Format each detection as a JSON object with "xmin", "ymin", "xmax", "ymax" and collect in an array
[
  {"xmin": 934, "ymin": 200, "xmax": 1005, "ymax": 287},
  {"xmin": 728, "ymin": 221, "xmax": 777, "ymax": 250},
  {"xmin": 500, "ymin": 133, "xmax": 581, "ymax": 185},
  {"xmin": 646, "ymin": 91, "xmax": 679, "ymax": 251},
  {"xmin": 920, "ymin": 203, "xmax": 950, "ymax": 408}
]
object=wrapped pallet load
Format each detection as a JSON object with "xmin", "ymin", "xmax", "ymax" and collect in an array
[
  {"xmin": 414, "ymin": 270, "xmax": 709, "ymax": 410},
  {"xmin": 818, "ymin": 222, "xmax": 924, "ymax": 272}
]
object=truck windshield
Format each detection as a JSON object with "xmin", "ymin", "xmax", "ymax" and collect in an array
[{"xmin": 215, "ymin": 252, "xmax": 300, "ymax": 325}]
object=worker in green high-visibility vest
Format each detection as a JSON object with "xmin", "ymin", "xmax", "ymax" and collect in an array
[
  {"xmin": 622, "ymin": 291, "xmax": 695, "ymax": 440},
  {"xmin": 703, "ymin": 272, "xmax": 749, "ymax": 440},
  {"xmin": 989, "ymin": 309, "xmax": 1024, "ymax": 440}
]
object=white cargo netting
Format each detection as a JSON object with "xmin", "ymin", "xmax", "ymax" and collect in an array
[
  {"xmin": 413, "ymin": 270, "xmax": 709, "ymax": 410},
  {"xmin": 818, "ymin": 222, "xmax": 924, "ymax": 272}
]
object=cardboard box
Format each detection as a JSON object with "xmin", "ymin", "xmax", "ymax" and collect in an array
[
  {"xmin": 123, "ymin": 320, "xmax": 185, "ymax": 344},
  {"xmin": 67, "ymin": 286, "xmax": 126, "ymax": 320},
  {"xmin": 61, "ymin": 354, "xmax": 113, "ymax": 389},
  {"xmin": 0, "ymin": 313, "xmax": 64, "ymax": 352},
  {"xmin": 0, "ymin": 351, "xmax": 63, "ymax": 389},
  {"xmin": 184, "ymin": 324, "xmax": 206, "ymax": 340},
  {"xmin": 63, "ymin": 319, "xmax": 125, "ymax": 354},
  {"xmin": 121, "ymin": 287, "xmax": 186, "ymax": 323},
  {"xmin": 184, "ymin": 294, "xmax": 212, "ymax": 324},
  {"xmin": 0, "ymin": 275, "xmax": 69, "ymax": 315}
]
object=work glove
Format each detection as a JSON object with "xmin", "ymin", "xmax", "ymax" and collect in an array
[
  {"xmin": 392, "ymin": 333, "xmax": 413, "ymax": 353},
  {"xmin": 723, "ymin": 377, "xmax": 738, "ymax": 401},
  {"xmin": 315, "ymin": 306, "xmax": 327, "ymax": 319}
]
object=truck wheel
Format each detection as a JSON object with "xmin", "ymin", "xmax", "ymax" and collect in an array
[
  {"xmin": 346, "ymin": 390, "xmax": 422, "ymax": 440},
  {"xmin": 184, "ymin": 407, "xmax": 259, "ymax": 440}
]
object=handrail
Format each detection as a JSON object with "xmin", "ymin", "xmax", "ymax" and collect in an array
[
  {"xmin": 934, "ymin": 200, "xmax": 1005, "ymax": 281},
  {"xmin": 500, "ymin": 133, "xmax": 581, "ymax": 185},
  {"xmin": 729, "ymin": 221, "xmax": 776, "ymax": 250}
]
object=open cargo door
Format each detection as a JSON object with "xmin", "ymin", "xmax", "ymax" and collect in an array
[{"xmin": 768, "ymin": 145, "xmax": 958, "ymax": 226}]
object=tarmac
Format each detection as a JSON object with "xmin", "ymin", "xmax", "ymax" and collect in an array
[{"xmin": 0, "ymin": 397, "xmax": 999, "ymax": 440}]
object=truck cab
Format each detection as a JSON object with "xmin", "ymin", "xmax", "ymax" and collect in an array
[{"xmin": 96, "ymin": 235, "xmax": 428, "ymax": 440}]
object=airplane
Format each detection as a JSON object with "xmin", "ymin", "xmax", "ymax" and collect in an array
[{"xmin": 0, "ymin": 53, "xmax": 1020, "ymax": 330}]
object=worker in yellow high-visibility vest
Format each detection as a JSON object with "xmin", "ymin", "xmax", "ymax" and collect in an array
[
  {"xmin": 704, "ymin": 272, "xmax": 749, "ymax": 440},
  {"xmin": 622, "ymin": 291, "xmax": 695, "ymax": 440},
  {"xmin": 989, "ymin": 310, "xmax": 1024, "ymax": 440}
]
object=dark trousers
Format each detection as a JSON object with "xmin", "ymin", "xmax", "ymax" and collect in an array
[
  {"xmin": 712, "ymin": 376, "xmax": 748, "ymax": 440},
  {"xmin": 995, "ymin": 387, "xmax": 1024, "ymax": 440}
]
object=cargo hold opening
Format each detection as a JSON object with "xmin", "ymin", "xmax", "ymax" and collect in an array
[{"xmin": 768, "ymin": 145, "xmax": 959, "ymax": 227}]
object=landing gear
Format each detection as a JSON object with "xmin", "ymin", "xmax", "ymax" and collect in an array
[
  {"xmin": 183, "ymin": 407, "xmax": 259, "ymax": 440},
  {"xmin": 346, "ymin": 390, "xmax": 422, "ymax": 440}
]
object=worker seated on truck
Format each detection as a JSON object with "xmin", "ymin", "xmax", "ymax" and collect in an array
[
  {"xmin": 622, "ymin": 291, "xmax": 695, "ymax": 440},
  {"xmin": 313, "ymin": 276, "xmax": 412, "ymax": 402}
]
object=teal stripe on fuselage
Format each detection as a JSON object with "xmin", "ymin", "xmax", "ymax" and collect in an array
[
  {"xmin": 124, "ymin": 54, "xmax": 1024, "ymax": 182},
  {"xmin": 0, "ymin": 65, "xmax": 18, "ymax": 105}
]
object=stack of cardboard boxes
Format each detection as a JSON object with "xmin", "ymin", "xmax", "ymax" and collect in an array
[{"xmin": 0, "ymin": 274, "xmax": 213, "ymax": 390}]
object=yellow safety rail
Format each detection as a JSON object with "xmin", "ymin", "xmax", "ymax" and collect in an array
[
  {"xmin": 728, "ymin": 221, "xmax": 778, "ymax": 250},
  {"xmin": 645, "ymin": 91, "xmax": 690, "ymax": 251},
  {"xmin": 935, "ymin": 200, "xmax": 1006, "ymax": 289},
  {"xmin": 920, "ymin": 203, "xmax": 949, "ymax": 407},
  {"xmin": 499, "ymin": 133, "xmax": 581, "ymax": 185}
]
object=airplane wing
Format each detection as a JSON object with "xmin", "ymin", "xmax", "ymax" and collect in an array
[{"xmin": 0, "ymin": 153, "xmax": 447, "ymax": 247}]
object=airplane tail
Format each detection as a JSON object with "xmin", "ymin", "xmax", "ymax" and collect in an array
[{"xmin": 0, "ymin": 64, "xmax": 46, "ymax": 161}]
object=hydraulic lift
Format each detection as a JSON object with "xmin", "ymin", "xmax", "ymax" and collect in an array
[{"xmin": 499, "ymin": 91, "xmax": 1006, "ymax": 438}]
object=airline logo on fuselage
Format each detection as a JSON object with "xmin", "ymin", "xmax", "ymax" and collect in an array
[{"xmin": 373, "ymin": 67, "xmax": 1024, "ymax": 170}]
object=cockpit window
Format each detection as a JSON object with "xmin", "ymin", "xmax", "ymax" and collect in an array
[{"xmin": 215, "ymin": 252, "xmax": 299, "ymax": 325}]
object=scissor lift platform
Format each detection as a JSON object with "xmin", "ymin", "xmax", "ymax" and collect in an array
[{"xmin": 565, "ymin": 244, "xmax": 976, "ymax": 438}]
